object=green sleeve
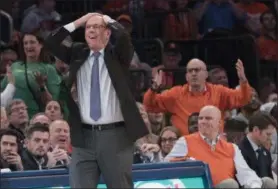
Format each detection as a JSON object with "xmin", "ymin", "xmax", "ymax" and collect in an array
[{"xmin": 45, "ymin": 64, "xmax": 61, "ymax": 100}]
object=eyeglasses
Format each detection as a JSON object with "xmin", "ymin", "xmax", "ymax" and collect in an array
[
  {"xmin": 161, "ymin": 137, "xmax": 177, "ymax": 143},
  {"xmin": 11, "ymin": 107, "xmax": 27, "ymax": 113},
  {"xmin": 86, "ymin": 24, "xmax": 106, "ymax": 30},
  {"xmin": 186, "ymin": 67, "xmax": 205, "ymax": 73}
]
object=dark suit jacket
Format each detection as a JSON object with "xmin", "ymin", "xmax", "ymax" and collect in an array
[
  {"xmin": 239, "ymin": 136, "xmax": 273, "ymax": 178},
  {"xmin": 45, "ymin": 20, "xmax": 148, "ymax": 148}
]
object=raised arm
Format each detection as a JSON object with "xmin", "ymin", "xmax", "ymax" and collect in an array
[
  {"xmin": 143, "ymin": 71, "xmax": 180, "ymax": 113},
  {"xmin": 45, "ymin": 13, "xmax": 99, "ymax": 64},
  {"xmin": 218, "ymin": 59, "xmax": 252, "ymax": 110},
  {"xmin": 102, "ymin": 15, "xmax": 134, "ymax": 67}
]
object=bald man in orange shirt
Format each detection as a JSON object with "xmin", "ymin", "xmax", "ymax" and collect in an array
[{"xmin": 143, "ymin": 59, "xmax": 252, "ymax": 135}]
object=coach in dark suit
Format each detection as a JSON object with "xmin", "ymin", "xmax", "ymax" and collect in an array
[
  {"xmin": 45, "ymin": 13, "xmax": 148, "ymax": 188},
  {"xmin": 239, "ymin": 112, "xmax": 276, "ymax": 182}
]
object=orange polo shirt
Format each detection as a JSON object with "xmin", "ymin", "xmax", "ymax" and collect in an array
[{"xmin": 143, "ymin": 82, "xmax": 252, "ymax": 135}]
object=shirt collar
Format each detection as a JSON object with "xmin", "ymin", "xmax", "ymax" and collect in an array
[
  {"xmin": 89, "ymin": 49, "xmax": 105, "ymax": 57},
  {"xmin": 188, "ymin": 85, "xmax": 207, "ymax": 92},
  {"xmin": 246, "ymin": 134, "xmax": 260, "ymax": 152},
  {"xmin": 200, "ymin": 133, "xmax": 220, "ymax": 146}
]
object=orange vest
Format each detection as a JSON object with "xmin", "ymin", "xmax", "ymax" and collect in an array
[{"xmin": 185, "ymin": 133, "xmax": 235, "ymax": 186}]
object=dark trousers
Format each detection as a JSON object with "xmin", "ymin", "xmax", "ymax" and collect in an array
[{"xmin": 69, "ymin": 124, "xmax": 134, "ymax": 188}]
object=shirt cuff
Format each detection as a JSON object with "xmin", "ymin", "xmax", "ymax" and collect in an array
[
  {"xmin": 64, "ymin": 22, "xmax": 76, "ymax": 33},
  {"xmin": 7, "ymin": 83, "xmax": 15, "ymax": 93},
  {"xmin": 249, "ymin": 183, "xmax": 262, "ymax": 188},
  {"xmin": 103, "ymin": 15, "xmax": 116, "ymax": 24}
]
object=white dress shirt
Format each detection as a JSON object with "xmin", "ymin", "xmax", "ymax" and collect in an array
[
  {"xmin": 1, "ymin": 83, "xmax": 15, "ymax": 107},
  {"xmin": 64, "ymin": 23, "xmax": 124, "ymax": 124},
  {"xmin": 164, "ymin": 134, "xmax": 263, "ymax": 188},
  {"xmin": 246, "ymin": 134, "xmax": 260, "ymax": 158}
]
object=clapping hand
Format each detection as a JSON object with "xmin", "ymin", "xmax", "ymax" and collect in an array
[
  {"xmin": 140, "ymin": 143, "xmax": 160, "ymax": 153},
  {"xmin": 46, "ymin": 145, "xmax": 70, "ymax": 168},
  {"xmin": 34, "ymin": 72, "xmax": 47, "ymax": 87}
]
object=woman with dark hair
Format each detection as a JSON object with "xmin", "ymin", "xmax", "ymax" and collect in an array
[{"xmin": 1, "ymin": 30, "xmax": 61, "ymax": 118}]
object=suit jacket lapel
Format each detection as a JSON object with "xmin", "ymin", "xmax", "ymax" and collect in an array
[
  {"xmin": 68, "ymin": 46, "xmax": 90, "ymax": 88},
  {"xmin": 243, "ymin": 136, "xmax": 258, "ymax": 165}
]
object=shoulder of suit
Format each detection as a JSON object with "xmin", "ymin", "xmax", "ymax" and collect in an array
[{"xmin": 71, "ymin": 42, "xmax": 88, "ymax": 51}]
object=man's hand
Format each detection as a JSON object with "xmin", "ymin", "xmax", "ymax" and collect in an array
[
  {"xmin": 6, "ymin": 65, "xmax": 15, "ymax": 85},
  {"xmin": 141, "ymin": 143, "xmax": 160, "ymax": 153},
  {"xmin": 236, "ymin": 59, "xmax": 247, "ymax": 82},
  {"xmin": 52, "ymin": 149, "xmax": 70, "ymax": 165},
  {"xmin": 74, "ymin": 13, "xmax": 102, "ymax": 28},
  {"xmin": 102, "ymin": 15, "xmax": 113, "ymax": 25},
  {"xmin": 34, "ymin": 72, "xmax": 47, "ymax": 88},
  {"xmin": 5, "ymin": 152, "xmax": 23, "ymax": 170},
  {"xmin": 151, "ymin": 71, "xmax": 163, "ymax": 91}
]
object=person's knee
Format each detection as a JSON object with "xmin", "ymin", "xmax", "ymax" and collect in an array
[
  {"xmin": 215, "ymin": 178, "xmax": 239, "ymax": 188},
  {"xmin": 261, "ymin": 177, "xmax": 277, "ymax": 189}
]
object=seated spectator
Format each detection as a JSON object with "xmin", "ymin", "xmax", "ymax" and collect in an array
[
  {"xmin": 54, "ymin": 57, "xmax": 69, "ymax": 120},
  {"xmin": 1, "ymin": 65, "xmax": 15, "ymax": 108},
  {"xmin": 21, "ymin": 0, "xmax": 61, "ymax": 33},
  {"xmin": 259, "ymin": 77, "xmax": 277, "ymax": 104},
  {"xmin": 267, "ymin": 92, "xmax": 278, "ymax": 103},
  {"xmin": 30, "ymin": 112, "xmax": 51, "ymax": 125},
  {"xmin": 239, "ymin": 112, "xmax": 276, "ymax": 184},
  {"xmin": 0, "ymin": 48, "xmax": 18, "ymax": 80},
  {"xmin": 261, "ymin": 103, "xmax": 278, "ymax": 174},
  {"xmin": 49, "ymin": 120, "xmax": 70, "ymax": 153},
  {"xmin": 6, "ymin": 99, "xmax": 29, "ymax": 143},
  {"xmin": 102, "ymin": 0, "xmax": 128, "ymax": 14},
  {"xmin": 21, "ymin": 123, "xmax": 70, "ymax": 170},
  {"xmin": 147, "ymin": 112, "xmax": 165, "ymax": 135},
  {"xmin": 237, "ymin": 0, "xmax": 269, "ymax": 35},
  {"xmin": 165, "ymin": 105, "xmax": 276, "ymax": 188},
  {"xmin": 152, "ymin": 42, "xmax": 182, "ymax": 89},
  {"xmin": 208, "ymin": 66, "xmax": 229, "ymax": 87},
  {"xmin": 136, "ymin": 102, "xmax": 159, "ymax": 147},
  {"xmin": 45, "ymin": 100, "xmax": 63, "ymax": 121},
  {"xmin": 116, "ymin": 14, "xmax": 141, "ymax": 68},
  {"xmin": 140, "ymin": 126, "xmax": 180, "ymax": 163},
  {"xmin": 163, "ymin": 0, "xmax": 198, "ymax": 40},
  {"xmin": 1, "ymin": 107, "xmax": 9, "ymax": 129},
  {"xmin": 188, "ymin": 112, "xmax": 199, "ymax": 134},
  {"xmin": 233, "ymin": 88, "xmax": 261, "ymax": 124},
  {"xmin": 224, "ymin": 118, "xmax": 247, "ymax": 144},
  {"xmin": 1, "ymin": 31, "xmax": 61, "ymax": 118},
  {"xmin": 0, "ymin": 129, "xmax": 23, "ymax": 171},
  {"xmin": 144, "ymin": 58, "xmax": 252, "ymax": 136},
  {"xmin": 194, "ymin": 0, "xmax": 246, "ymax": 35},
  {"xmin": 257, "ymin": 11, "xmax": 278, "ymax": 61}
]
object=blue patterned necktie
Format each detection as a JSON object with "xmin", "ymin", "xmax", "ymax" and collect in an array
[{"xmin": 90, "ymin": 52, "xmax": 101, "ymax": 121}]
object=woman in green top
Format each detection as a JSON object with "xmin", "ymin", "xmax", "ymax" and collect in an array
[{"xmin": 1, "ymin": 31, "xmax": 61, "ymax": 118}]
